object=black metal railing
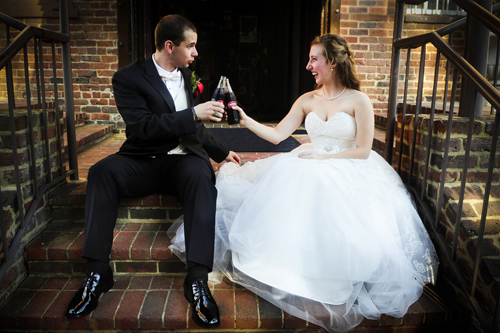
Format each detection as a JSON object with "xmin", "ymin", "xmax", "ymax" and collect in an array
[
  {"xmin": 387, "ymin": 0, "xmax": 500, "ymax": 331},
  {"xmin": 0, "ymin": 0, "xmax": 78, "ymax": 282}
]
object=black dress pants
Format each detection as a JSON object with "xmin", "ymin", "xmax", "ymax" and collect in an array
[{"xmin": 81, "ymin": 153, "xmax": 217, "ymax": 271}]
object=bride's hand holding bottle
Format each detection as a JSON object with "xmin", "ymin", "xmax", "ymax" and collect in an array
[{"xmin": 231, "ymin": 106, "xmax": 249, "ymax": 127}]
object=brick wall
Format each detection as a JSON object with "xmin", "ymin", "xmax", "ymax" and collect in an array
[
  {"xmin": 0, "ymin": 108, "xmax": 62, "ymax": 305},
  {"xmin": 340, "ymin": 0, "xmax": 466, "ymax": 114},
  {"xmin": 0, "ymin": 0, "xmax": 121, "ymax": 128},
  {"xmin": 0, "ymin": 0, "xmax": 469, "ymax": 124},
  {"xmin": 394, "ymin": 113, "xmax": 500, "ymax": 328}
]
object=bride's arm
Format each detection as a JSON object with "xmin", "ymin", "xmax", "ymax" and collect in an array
[
  {"xmin": 291, "ymin": 143, "xmax": 313, "ymax": 152},
  {"xmin": 299, "ymin": 93, "xmax": 374, "ymax": 160},
  {"xmin": 233, "ymin": 94, "xmax": 309, "ymax": 145}
]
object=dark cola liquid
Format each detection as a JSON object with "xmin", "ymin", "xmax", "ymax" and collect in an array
[
  {"xmin": 211, "ymin": 88, "xmax": 223, "ymax": 102},
  {"xmin": 225, "ymin": 92, "xmax": 240, "ymax": 125},
  {"xmin": 210, "ymin": 87, "xmax": 224, "ymax": 122}
]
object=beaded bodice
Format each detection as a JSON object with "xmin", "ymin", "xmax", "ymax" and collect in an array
[{"xmin": 305, "ymin": 111, "xmax": 356, "ymax": 155}]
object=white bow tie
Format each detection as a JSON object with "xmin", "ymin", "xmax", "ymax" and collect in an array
[{"xmin": 160, "ymin": 70, "xmax": 181, "ymax": 81}]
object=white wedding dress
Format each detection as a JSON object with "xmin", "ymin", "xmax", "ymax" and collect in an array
[{"xmin": 168, "ymin": 111, "xmax": 439, "ymax": 332}]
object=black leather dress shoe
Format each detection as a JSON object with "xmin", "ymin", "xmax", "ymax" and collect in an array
[
  {"xmin": 66, "ymin": 267, "xmax": 114, "ymax": 318},
  {"xmin": 183, "ymin": 277, "xmax": 220, "ymax": 328}
]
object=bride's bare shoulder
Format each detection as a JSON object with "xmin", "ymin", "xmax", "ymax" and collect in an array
[
  {"xmin": 349, "ymin": 89, "xmax": 369, "ymax": 100},
  {"xmin": 291, "ymin": 90, "xmax": 319, "ymax": 112},
  {"xmin": 300, "ymin": 89, "xmax": 320, "ymax": 101},
  {"xmin": 296, "ymin": 89, "xmax": 322, "ymax": 108},
  {"xmin": 348, "ymin": 90, "xmax": 373, "ymax": 116},
  {"xmin": 348, "ymin": 90, "xmax": 371, "ymax": 107}
]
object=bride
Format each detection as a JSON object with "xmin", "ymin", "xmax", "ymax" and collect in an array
[{"xmin": 169, "ymin": 33, "xmax": 439, "ymax": 332}]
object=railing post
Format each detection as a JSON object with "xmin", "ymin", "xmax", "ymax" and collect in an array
[
  {"xmin": 0, "ymin": 187, "xmax": 6, "ymax": 265},
  {"xmin": 60, "ymin": 0, "xmax": 79, "ymax": 180},
  {"xmin": 385, "ymin": 0, "xmax": 405, "ymax": 163},
  {"xmin": 458, "ymin": 0, "xmax": 492, "ymax": 118}
]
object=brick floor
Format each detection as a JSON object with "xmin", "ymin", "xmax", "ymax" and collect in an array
[
  {"xmin": 25, "ymin": 222, "xmax": 186, "ymax": 276},
  {"xmin": 0, "ymin": 273, "xmax": 463, "ymax": 332},
  {"xmin": 18, "ymin": 218, "xmax": 461, "ymax": 330}
]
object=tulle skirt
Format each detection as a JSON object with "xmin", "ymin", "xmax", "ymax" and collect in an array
[{"xmin": 168, "ymin": 149, "xmax": 439, "ymax": 332}]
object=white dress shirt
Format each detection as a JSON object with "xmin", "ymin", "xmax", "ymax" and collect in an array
[{"xmin": 152, "ymin": 53, "xmax": 190, "ymax": 155}]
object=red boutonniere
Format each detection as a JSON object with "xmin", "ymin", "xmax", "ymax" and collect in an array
[{"xmin": 190, "ymin": 71, "xmax": 204, "ymax": 98}]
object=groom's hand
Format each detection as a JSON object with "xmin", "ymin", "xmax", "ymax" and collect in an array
[
  {"xmin": 225, "ymin": 151, "xmax": 241, "ymax": 165},
  {"xmin": 194, "ymin": 102, "xmax": 225, "ymax": 122}
]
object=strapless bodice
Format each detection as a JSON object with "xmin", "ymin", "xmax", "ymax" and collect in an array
[{"xmin": 304, "ymin": 111, "xmax": 356, "ymax": 155}]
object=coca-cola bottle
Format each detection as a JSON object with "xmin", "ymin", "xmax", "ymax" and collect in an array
[
  {"xmin": 224, "ymin": 78, "xmax": 240, "ymax": 125},
  {"xmin": 211, "ymin": 76, "xmax": 225, "ymax": 104},
  {"xmin": 210, "ymin": 76, "xmax": 225, "ymax": 122}
]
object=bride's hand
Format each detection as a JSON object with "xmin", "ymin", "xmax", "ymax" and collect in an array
[
  {"xmin": 298, "ymin": 151, "xmax": 324, "ymax": 160},
  {"xmin": 225, "ymin": 151, "xmax": 241, "ymax": 165},
  {"xmin": 232, "ymin": 106, "xmax": 248, "ymax": 126}
]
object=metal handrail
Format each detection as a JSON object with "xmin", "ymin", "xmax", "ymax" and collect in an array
[
  {"xmin": 386, "ymin": 1, "xmax": 500, "ymax": 162},
  {"xmin": 453, "ymin": 0, "xmax": 500, "ymax": 37},
  {"xmin": 393, "ymin": 32, "xmax": 500, "ymax": 110},
  {"xmin": 433, "ymin": 2, "xmax": 500, "ymax": 36},
  {"xmin": 0, "ymin": 1, "xmax": 78, "ymax": 283},
  {"xmin": 0, "ymin": 25, "xmax": 69, "ymax": 70},
  {"xmin": 387, "ymin": 1, "xmax": 500, "ymax": 331},
  {"xmin": 395, "ymin": 2, "xmax": 500, "ymax": 44},
  {"xmin": 0, "ymin": 12, "xmax": 69, "ymax": 38}
]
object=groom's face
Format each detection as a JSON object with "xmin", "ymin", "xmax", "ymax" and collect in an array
[{"xmin": 171, "ymin": 29, "xmax": 198, "ymax": 68}]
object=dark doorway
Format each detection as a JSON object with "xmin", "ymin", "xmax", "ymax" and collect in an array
[{"xmin": 118, "ymin": 0, "xmax": 321, "ymax": 121}]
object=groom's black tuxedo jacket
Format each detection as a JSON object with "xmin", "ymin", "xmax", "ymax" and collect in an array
[{"xmin": 112, "ymin": 56, "xmax": 229, "ymax": 164}]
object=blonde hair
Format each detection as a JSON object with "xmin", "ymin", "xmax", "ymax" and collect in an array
[{"xmin": 311, "ymin": 34, "xmax": 360, "ymax": 91}]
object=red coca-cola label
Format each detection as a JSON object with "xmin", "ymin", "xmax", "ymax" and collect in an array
[
  {"xmin": 217, "ymin": 100, "xmax": 224, "ymax": 104},
  {"xmin": 228, "ymin": 101, "xmax": 237, "ymax": 108}
]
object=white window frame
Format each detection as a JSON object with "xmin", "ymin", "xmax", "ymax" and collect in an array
[{"xmin": 406, "ymin": 0, "xmax": 466, "ymax": 16}]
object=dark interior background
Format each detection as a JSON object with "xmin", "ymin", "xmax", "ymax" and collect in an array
[{"xmin": 118, "ymin": 0, "xmax": 322, "ymax": 121}]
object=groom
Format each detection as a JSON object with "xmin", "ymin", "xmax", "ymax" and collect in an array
[{"xmin": 65, "ymin": 14, "xmax": 240, "ymax": 329}]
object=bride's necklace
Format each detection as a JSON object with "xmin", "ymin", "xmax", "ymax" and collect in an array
[{"xmin": 322, "ymin": 85, "xmax": 346, "ymax": 100}]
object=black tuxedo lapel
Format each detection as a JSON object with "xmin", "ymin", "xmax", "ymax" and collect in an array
[
  {"xmin": 180, "ymin": 68, "xmax": 195, "ymax": 107},
  {"xmin": 143, "ymin": 56, "xmax": 176, "ymax": 112}
]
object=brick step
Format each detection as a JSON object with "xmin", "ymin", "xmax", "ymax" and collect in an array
[
  {"xmin": 440, "ymin": 185, "xmax": 500, "ymax": 288},
  {"xmin": 374, "ymin": 112, "xmax": 388, "ymax": 130},
  {"xmin": 63, "ymin": 123, "xmax": 115, "ymax": 157},
  {"xmin": 373, "ymin": 101, "xmax": 473, "ymax": 132},
  {"xmin": 25, "ymin": 222, "xmax": 184, "ymax": 276},
  {"xmin": 49, "ymin": 180, "xmax": 183, "ymax": 223},
  {"xmin": 373, "ymin": 126, "xmax": 387, "ymax": 156},
  {"xmin": 0, "ymin": 100, "xmax": 56, "ymax": 111},
  {"xmin": 0, "ymin": 273, "xmax": 466, "ymax": 332},
  {"xmin": 61, "ymin": 111, "xmax": 87, "ymax": 130}
]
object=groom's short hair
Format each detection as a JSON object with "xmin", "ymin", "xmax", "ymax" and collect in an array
[{"xmin": 155, "ymin": 14, "xmax": 197, "ymax": 50}]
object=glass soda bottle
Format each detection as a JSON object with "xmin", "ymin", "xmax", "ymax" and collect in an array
[
  {"xmin": 224, "ymin": 78, "xmax": 240, "ymax": 125},
  {"xmin": 211, "ymin": 76, "xmax": 225, "ymax": 104}
]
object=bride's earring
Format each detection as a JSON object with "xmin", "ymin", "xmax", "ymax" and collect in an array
[{"xmin": 331, "ymin": 68, "xmax": 336, "ymax": 76}]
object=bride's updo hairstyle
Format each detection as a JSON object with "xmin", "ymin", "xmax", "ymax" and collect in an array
[{"xmin": 311, "ymin": 34, "xmax": 361, "ymax": 91}]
